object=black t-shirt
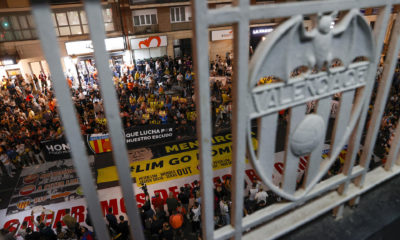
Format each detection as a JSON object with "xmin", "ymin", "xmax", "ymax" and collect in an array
[
  {"xmin": 150, "ymin": 219, "xmax": 163, "ymax": 235},
  {"xmin": 25, "ymin": 232, "xmax": 42, "ymax": 240},
  {"xmin": 161, "ymin": 229, "xmax": 173, "ymax": 240},
  {"xmin": 178, "ymin": 192, "xmax": 189, "ymax": 204},
  {"xmin": 117, "ymin": 221, "xmax": 129, "ymax": 238}
]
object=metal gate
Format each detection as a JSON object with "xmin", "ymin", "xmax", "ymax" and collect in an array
[{"xmin": 30, "ymin": 0, "xmax": 400, "ymax": 239}]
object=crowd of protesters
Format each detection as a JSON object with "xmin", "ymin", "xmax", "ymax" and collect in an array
[
  {"xmin": 0, "ymin": 175, "xmax": 281, "ymax": 240},
  {"xmin": 371, "ymin": 66, "xmax": 400, "ymax": 166},
  {"xmin": 0, "ymin": 54, "xmax": 234, "ymax": 179}
]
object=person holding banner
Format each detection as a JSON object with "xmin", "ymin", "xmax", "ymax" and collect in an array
[{"xmin": 0, "ymin": 220, "xmax": 20, "ymax": 240}]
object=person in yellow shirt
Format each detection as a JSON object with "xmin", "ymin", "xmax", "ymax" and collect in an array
[
  {"xmin": 222, "ymin": 92, "xmax": 230, "ymax": 104},
  {"xmin": 134, "ymin": 71, "xmax": 140, "ymax": 81}
]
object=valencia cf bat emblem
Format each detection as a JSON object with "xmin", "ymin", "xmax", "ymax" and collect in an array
[{"xmin": 247, "ymin": 9, "xmax": 374, "ymax": 201}]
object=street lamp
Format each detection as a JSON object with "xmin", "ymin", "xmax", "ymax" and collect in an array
[{"xmin": 71, "ymin": 54, "xmax": 82, "ymax": 89}]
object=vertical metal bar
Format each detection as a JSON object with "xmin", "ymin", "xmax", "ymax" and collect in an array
[
  {"xmin": 356, "ymin": 5, "xmax": 400, "ymax": 187},
  {"xmin": 385, "ymin": 122, "xmax": 400, "ymax": 170},
  {"xmin": 330, "ymin": 90, "xmax": 355, "ymax": 155},
  {"xmin": 30, "ymin": 1, "xmax": 110, "ymax": 240},
  {"xmin": 326, "ymin": 88, "xmax": 354, "ymax": 217},
  {"xmin": 304, "ymin": 97, "xmax": 331, "ymax": 188},
  {"xmin": 83, "ymin": 1, "xmax": 145, "ymax": 239},
  {"xmin": 282, "ymin": 105, "xmax": 306, "ymax": 194},
  {"xmin": 191, "ymin": 0, "xmax": 214, "ymax": 239},
  {"xmin": 231, "ymin": 0, "xmax": 249, "ymax": 238},
  {"xmin": 338, "ymin": 88, "xmax": 365, "ymax": 194},
  {"xmin": 257, "ymin": 113, "xmax": 278, "ymax": 180}
]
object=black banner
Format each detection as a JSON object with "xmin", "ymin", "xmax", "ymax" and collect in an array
[
  {"xmin": 125, "ymin": 124, "xmax": 176, "ymax": 149},
  {"xmin": 41, "ymin": 125, "xmax": 176, "ymax": 161},
  {"xmin": 42, "ymin": 138, "xmax": 72, "ymax": 161},
  {"xmin": 6, "ymin": 159, "xmax": 84, "ymax": 215}
]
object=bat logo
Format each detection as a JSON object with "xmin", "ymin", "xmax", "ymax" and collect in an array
[
  {"xmin": 247, "ymin": 9, "xmax": 374, "ymax": 201},
  {"xmin": 138, "ymin": 36, "xmax": 161, "ymax": 49}
]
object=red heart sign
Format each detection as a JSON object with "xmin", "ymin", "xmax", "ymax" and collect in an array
[{"xmin": 139, "ymin": 36, "xmax": 162, "ymax": 49}]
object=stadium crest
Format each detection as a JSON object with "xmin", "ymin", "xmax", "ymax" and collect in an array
[{"xmin": 247, "ymin": 9, "xmax": 374, "ymax": 201}]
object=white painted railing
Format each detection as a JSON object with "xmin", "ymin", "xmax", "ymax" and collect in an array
[{"xmin": 30, "ymin": 0, "xmax": 400, "ymax": 239}]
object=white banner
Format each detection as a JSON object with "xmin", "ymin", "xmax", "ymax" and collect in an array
[
  {"xmin": 131, "ymin": 36, "xmax": 167, "ymax": 50},
  {"xmin": 211, "ymin": 29, "xmax": 233, "ymax": 41},
  {"xmin": 1, "ymin": 146, "xmax": 336, "ymax": 232},
  {"xmin": 65, "ymin": 37, "xmax": 125, "ymax": 55}
]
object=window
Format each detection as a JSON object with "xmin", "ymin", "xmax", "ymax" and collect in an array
[
  {"xmin": 80, "ymin": 11, "xmax": 90, "ymax": 34},
  {"xmin": 132, "ymin": 9, "xmax": 157, "ymax": 26},
  {"xmin": 0, "ymin": 14, "xmax": 37, "ymax": 41},
  {"xmin": 102, "ymin": 8, "xmax": 114, "ymax": 31},
  {"xmin": 52, "ymin": 7, "xmax": 114, "ymax": 36},
  {"xmin": 170, "ymin": 6, "xmax": 191, "ymax": 23},
  {"xmin": 0, "ymin": 7, "xmax": 114, "ymax": 42}
]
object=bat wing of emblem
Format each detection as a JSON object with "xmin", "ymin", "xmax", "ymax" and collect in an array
[
  {"xmin": 331, "ymin": 10, "xmax": 374, "ymax": 67},
  {"xmin": 249, "ymin": 15, "xmax": 313, "ymax": 85},
  {"xmin": 249, "ymin": 9, "xmax": 374, "ymax": 87}
]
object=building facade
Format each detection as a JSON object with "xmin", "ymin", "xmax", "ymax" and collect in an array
[{"xmin": 0, "ymin": 0, "xmax": 384, "ymax": 79}]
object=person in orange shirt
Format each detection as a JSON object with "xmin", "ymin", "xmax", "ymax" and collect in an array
[
  {"xmin": 127, "ymin": 80, "xmax": 134, "ymax": 92},
  {"xmin": 49, "ymin": 98, "xmax": 56, "ymax": 112},
  {"xmin": 169, "ymin": 210, "xmax": 184, "ymax": 238},
  {"xmin": 67, "ymin": 77, "xmax": 72, "ymax": 88}
]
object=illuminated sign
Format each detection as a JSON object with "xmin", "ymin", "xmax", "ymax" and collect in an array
[
  {"xmin": 252, "ymin": 28, "xmax": 273, "ymax": 35},
  {"xmin": 65, "ymin": 37, "xmax": 125, "ymax": 55},
  {"xmin": 211, "ymin": 29, "xmax": 233, "ymax": 41}
]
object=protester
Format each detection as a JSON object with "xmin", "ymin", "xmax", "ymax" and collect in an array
[
  {"xmin": 61, "ymin": 209, "xmax": 76, "ymax": 233},
  {"xmin": 166, "ymin": 192, "xmax": 179, "ymax": 216}
]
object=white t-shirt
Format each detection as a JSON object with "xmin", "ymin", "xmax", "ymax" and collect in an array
[
  {"xmin": 191, "ymin": 206, "xmax": 201, "ymax": 222},
  {"xmin": 255, "ymin": 191, "xmax": 268, "ymax": 203},
  {"xmin": 219, "ymin": 201, "xmax": 229, "ymax": 216},
  {"xmin": 249, "ymin": 188, "xmax": 258, "ymax": 201}
]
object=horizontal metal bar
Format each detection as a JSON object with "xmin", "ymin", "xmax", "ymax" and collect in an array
[
  {"xmin": 242, "ymin": 166, "xmax": 364, "ymax": 230},
  {"xmin": 243, "ymin": 165, "xmax": 400, "ymax": 240},
  {"xmin": 207, "ymin": 0, "xmax": 390, "ymax": 25},
  {"xmin": 214, "ymin": 225, "xmax": 236, "ymax": 240}
]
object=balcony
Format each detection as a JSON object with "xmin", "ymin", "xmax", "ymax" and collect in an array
[
  {"xmin": 133, "ymin": 24, "xmax": 159, "ymax": 34},
  {"xmin": 129, "ymin": 0, "xmax": 189, "ymax": 6},
  {"xmin": 171, "ymin": 21, "xmax": 191, "ymax": 31}
]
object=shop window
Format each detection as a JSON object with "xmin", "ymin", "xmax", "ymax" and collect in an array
[
  {"xmin": 133, "ymin": 9, "xmax": 157, "ymax": 26},
  {"xmin": 170, "ymin": 6, "xmax": 191, "ymax": 23}
]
